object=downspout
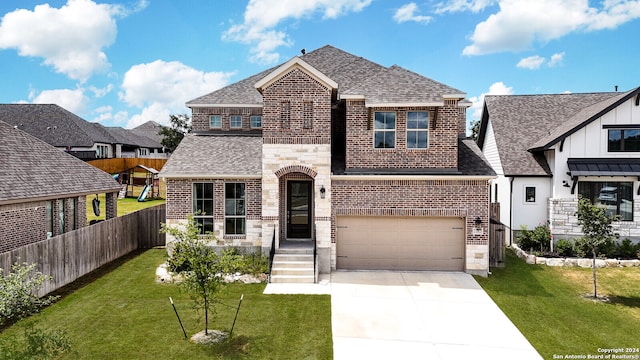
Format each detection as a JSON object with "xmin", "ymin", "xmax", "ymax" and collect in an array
[{"xmin": 509, "ymin": 177, "xmax": 514, "ymax": 246}]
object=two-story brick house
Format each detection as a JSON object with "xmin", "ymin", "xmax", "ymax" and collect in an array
[{"xmin": 160, "ymin": 45, "xmax": 495, "ymax": 281}]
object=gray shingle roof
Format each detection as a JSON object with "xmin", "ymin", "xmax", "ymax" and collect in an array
[
  {"xmin": 0, "ymin": 120, "xmax": 121, "ymax": 204},
  {"xmin": 105, "ymin": 126, "xmax": 163, "ymax": 149},
  {"xmin": 131, "ymin": 120, "xmax": 164, "ymax": 144},
  {"xmin": 159, "ymin": 134, "xmax": 261, "ymax": 178},
  {"xmin": 458, "ymin": 139, "xmax": 496, "ymax": 176},
  {"xmin": 480, "ymin": 92, "xmax": 622, "ymax": 176},
  {"xmin": 0, "ymin": 104, "xmax": 112, "ymax": 147},
  {"xmin": 186, "ymin": 45, "xmax": 465, "ymax": 107}
]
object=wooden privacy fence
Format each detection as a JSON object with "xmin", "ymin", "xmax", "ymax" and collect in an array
[{"xmin": 0, "ymin": 204, "xmax": 165, "ymax": 296}]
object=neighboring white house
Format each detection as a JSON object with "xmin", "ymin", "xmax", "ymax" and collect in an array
[{"xmin": 477, "ymin": 87, "xmax": 640, "ymax": 244}]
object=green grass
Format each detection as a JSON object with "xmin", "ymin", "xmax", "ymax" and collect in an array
[
  {"xmin": 475, "ymin": 249, "xmax": 640, "ymax": 359},
  {"xmin": 86, "ymin": 195, "xmax": 166, "ymax": 224},
  {"xmin": 0, "ymin": 249, "xmax": 333, "ymax": 359}
]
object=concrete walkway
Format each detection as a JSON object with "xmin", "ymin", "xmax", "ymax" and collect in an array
[{"xmin": 330, "ymin": 271, "xmax": 542, "ymax": 360}]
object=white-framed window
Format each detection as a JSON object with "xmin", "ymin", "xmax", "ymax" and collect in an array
[
  {"xmin": 374, "ymin": 111, "xmax": 395, "ymax": 148},
  {"xmin": 524, "ymin": 186, "xmax": 536, "ymax": 203},
  {"xmin": 250, "ymin": 115, "xmax": 262, "ymax": 129},
  {"xmin": 209, "ymin": 115, "xmax": 222, "ymax": 129},
  {"xmin": 230, "ymin": 115, "xmax": 242, "ymax": 129},
  {"xmin": 193, "ymin": 183, "xmax": 214, "ymax": 234},
  {"xmin": 406, "ymin": 111, "xmax": 429, "ymax": 149},
  {"xmin": 225, "ymin": 182, "xmax": 246, "ymax": 235}
]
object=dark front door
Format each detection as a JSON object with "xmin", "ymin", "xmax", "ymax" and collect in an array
[{"xmin": 287, "ymin": 181, "xmax": 312, "ymax": 239}]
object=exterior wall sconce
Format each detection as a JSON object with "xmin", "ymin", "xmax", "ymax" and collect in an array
[
  {"xmin": 474, "ymin": 216, "xmax": 482, "ymax": 228},
  {"xmin": 320, "ymin": 185, "xmax": 326, "ymax": 199}
]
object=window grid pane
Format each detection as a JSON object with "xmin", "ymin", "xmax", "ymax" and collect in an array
[
  {"xmin": 209, "ymin": 115, "xmax": 221, "ymax": 128},
  {"xmin": 225, "ymin": 183, "xmax": 246, "ymax": 235},
  {"xmin": 230, "ymin": 115, "xmax": 242, "ymax": 128},
  {"xmin": 374, "ymin": 112, "xmax": 396, "ymax": 148},
  {"xmin": 250, "ymin": 116, "xmax": 262, "ymax": 128},
  {"xmin": 193, "ymin": 183, "xmax": 214, "ymax": 234}
]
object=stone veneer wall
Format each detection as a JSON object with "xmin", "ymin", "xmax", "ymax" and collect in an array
[
  {"xmin": 344, "ymin": 100, "xmax": 460, "ymax": 169},
  {"xmin": 331, "ymin": 178, "xmax": 490, "ymax": 275},
  {"xmin": 549, "ymin": 198, "xmax": 640, "ymax": 241}
]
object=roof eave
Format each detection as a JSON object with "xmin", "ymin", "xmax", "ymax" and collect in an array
[
  {"xmin": 187, "ymin": 103, "xmax": 263, "ymax": 108},
  {"xmin": 160, "ymin": 173, "xmax": 262, "ymax": 180},
  {"xmin": 365, "ymin": 101, "xmax": 444, "ymax": 108}
]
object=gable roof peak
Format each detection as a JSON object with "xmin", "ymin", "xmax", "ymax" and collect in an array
[{"xmin": 254, "ymin": 56, "xmax": 338, "ymax": 93}]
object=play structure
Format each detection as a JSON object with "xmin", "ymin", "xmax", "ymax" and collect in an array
[{"xmin": 116, "ymin": 164, "xmax": 160, "ymax": 201}]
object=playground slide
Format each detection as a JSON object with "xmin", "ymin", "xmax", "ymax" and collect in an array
[{"xmin": 138, "ymin": 184, "xmax": 151, "ymax": 202}]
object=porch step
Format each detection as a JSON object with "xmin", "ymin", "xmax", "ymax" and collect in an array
[{"xmin": 270, "ymin": 253, "xmax": 315, "ymax": 283}]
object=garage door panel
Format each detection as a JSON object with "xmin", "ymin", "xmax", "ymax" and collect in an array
[{"xmin": 337, "ymin": 216, "xmax": 465, "ymax": 271}]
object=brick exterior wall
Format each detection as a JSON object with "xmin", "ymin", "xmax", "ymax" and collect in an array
[
  {"xmin": 261, "ymin": 68, "xmax": 332, "ymax": 144},
  {"xmin": 165, "ymin": 178, "xmax": 262, "ymax": 245},
  {"xmin": 191, "ymin": 107, "xmax": 263, "ymax": 132},
  {"xmin": 0, "ymin": 196, "xmax": 88, "ymax": 254},
  {"xmin": 344, "ymin": 100, "xmax": 459, "ymax": 169},
  {"xmin": 331, "ymin": 178, "xmax": 490, "ymax": 272}
]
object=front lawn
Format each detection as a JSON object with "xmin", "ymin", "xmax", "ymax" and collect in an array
[
  {"xmin": 0, "ymin": 249, "xmax": 333, "ymax": 359},
  {"xmin": 476, "ymin": 249, "xmax": 640, "ymax": 359}
]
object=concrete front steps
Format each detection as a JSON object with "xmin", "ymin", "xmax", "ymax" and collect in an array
[{"xmin": 270, "ymin": 249, "xmax": 315, "ymax": 283}]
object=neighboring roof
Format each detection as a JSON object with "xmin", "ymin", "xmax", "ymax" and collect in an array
[
  {"xmin": 0, "ymin": 103, "xmax": 164, "ymax": 150},
  {"xmin": 131, "ymin": 120, "xmax": 164, "ymax": 144},
  {"xmin": 478, "ymin": 92, "xmax": 622, "ymax": 176},
  {"xmin": 187, "ymin": 45, "xmax": 466, "ymax": 108},
  {"xmin": 159, "ymin": 134, "xmax": 262, "ymax": 178},
  {"xmin": 567, "ymin": 158, "xmax": 640, "ymax": 176},
  {"xmin": 530, "ymin": 87, "xmax": 640, "ymax": 151},
  {"xmin": 0, "ymin": 104, "xmax": 113, "ymax": 147},
  {"xmin": 0, "ymin": 120, "xmax": 121, "ymax": 205},
  {"xmin": 105, "ymin": 126, "xmax": 163, "ymax": 149}
]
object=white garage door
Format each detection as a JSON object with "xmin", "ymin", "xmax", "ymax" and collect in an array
[{"xmin": 336, "ymin": 216, "xmax": 465, "ymax": 271}]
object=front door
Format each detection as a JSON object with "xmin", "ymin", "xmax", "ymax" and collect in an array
[{"xmin": 287, "ymin": 181, "xmax": 312, "ymax": 239}]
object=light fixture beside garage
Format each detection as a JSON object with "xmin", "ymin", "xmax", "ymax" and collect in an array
[
  {"xmin": 320, "ymin": 185, "xmax": 326, "ymax": 199},
  {"xmin": 474, "ymin": 217, "xmax": 482, "ymax": 228}
]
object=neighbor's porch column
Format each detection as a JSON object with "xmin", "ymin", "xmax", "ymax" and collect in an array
[{"xmin": 105, "ymin": 191, "xmax": 118, "ymax": 219}]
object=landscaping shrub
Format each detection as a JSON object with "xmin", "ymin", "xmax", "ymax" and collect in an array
[
  {"xmin": 616, "ymin": 238, "xmax": 639, "ymax": 259},
  {"xmin": 0, "ymin": 323, "xmax": 72, "ymax": 360},
  {"xmin": 517, "ymin": 224, "xmax": 551, "ymax": 253},
  {"xmin": 219, "ymin": 247, "xmax": 269, "ymax": 275},
  {"xmin": 555, "ymin": 239, "xmax": 574, "ymax": 257},
  {"xmin": 0, "ymin": 263, "xmax": 59, "ymax": 327}
]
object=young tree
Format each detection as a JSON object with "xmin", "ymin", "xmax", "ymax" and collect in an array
[
  {"xmin": 575, "ymin": 197, "xmax": 618, "ymax": 298},
  {"xmin": 469, "ymin": 119, "xmax": 481, "ymax": 141},
  {"xmin": 159, "ymin": 114, "xmax": 191, "ymax": 153},
  {"xmin": 161, "ymin": 216, "xmax": 222, "ymax": 335},
  {"xmin": 0, "ymin": 263, "xmax": 59, "ymax": 326}
]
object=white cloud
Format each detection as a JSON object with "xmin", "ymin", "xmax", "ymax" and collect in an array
[
  {"xmin": 0, "ymin": 0, "xmax": 147, "ymax": 82},
  {"xmin": 434, "ymin": 0, "xmax": 496, "ymax": 14},
  {"xmin": 468, "ymin": 81, "xmax": 514, "ymax": 120},
  {"xmin": 119, "ymin": 60, "xmax": 234, "ymax": 128},
  {"xmin": 516, "ymin": 52, "xmax": 565, "ymax": 70},
  {"xmin": 462, "ymin": 0, "xmax": 640, "ymax": 56},
  {"xmin": 393, "ymin": 3, "xmax": 432, "ymax": 24},
  {"xmin": 547, "ymin": 52, "xmax": 565, "ymax": 67},
  {"xmin": 516, "ymin": 55, "xmax": 545, "ymax": 70},
  {"xmin": 223, "ymin": 0, "xmax": 372, "ymax": 64},
  {"xmin": 29, "ymin": 88, "xmax": 88, "ymax": 114}
]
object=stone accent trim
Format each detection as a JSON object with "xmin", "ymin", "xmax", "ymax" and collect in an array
[
  {"xmin": 263, "ymin": 137, "xmax": 330, "ymax": 144},
  {"xmin": 274, "ymin": 165, "xmax": 318, "ymax": 179}
]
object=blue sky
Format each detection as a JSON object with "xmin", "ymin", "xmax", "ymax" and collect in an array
[{"xmin": 1, "ymin": 0, "xmax": 639, "ymax": 131}]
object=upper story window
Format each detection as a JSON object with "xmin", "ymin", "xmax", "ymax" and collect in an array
[
  {"xmin": 250, "ymin": 116, "xmax": 262, "ymax": 129},
  {"xmin": 608, "ymin": 128, "xmax": 640, "ymax": 152},
  {"xmin": 193, "ymin": 182, "xmax": 214, "ymax": 234},
  {"xmin": 578, "ymin": 181, "xmax": 633, "ymax": 221},
  {"xmin": 209, "ymin": 115, "xmax": 222, "ymax": 129},
  {"xmin": 374, "ymin": 111, "xmax": 396, "ymax": 149},
  {"xmin": 230, "ymin": 115, "xmax": 242, "ymax": 129},
  {"xmin": 406, "ymin": 111, "xmax": 429, "ymax": 149},
  {"xmin": 225, "ymin": 183, "xmax": 246, "ymax": 235}
]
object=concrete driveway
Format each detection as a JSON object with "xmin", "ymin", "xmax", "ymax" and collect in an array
[{"xmin": 331, "ymin": 271, "xmax": 542, "ymax": 360}]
